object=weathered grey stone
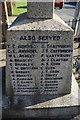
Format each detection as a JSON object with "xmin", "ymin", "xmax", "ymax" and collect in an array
[
  {"xmin": 0, "ymin": 2, "xmax": 2, "ymax": 43},
  {"xmin": 0, "ymin": 2, "xmax": 2, "ymax": 21},
  {"xmin": 0, "ymin": 25, "xmax": 2, "ymax": 43},
  {"xmin": 3, "ymin": 74, "xmax": 80, "ymax": 118},
  {"xmin": 27, "ymin": 2, "xmax": 53, "ymax": 18},
  {"xmin": 6, "ymin": 13, "xmax": 73, "ymax": 96}
]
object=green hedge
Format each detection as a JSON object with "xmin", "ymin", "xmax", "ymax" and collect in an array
[{"xmin": 13, "ymin": 1, "xmax": 27, "ymax": 16}]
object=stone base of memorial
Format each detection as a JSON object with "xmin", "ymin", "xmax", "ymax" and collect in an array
[
  {"xmin": 6, "ymin": 13, "xmax": 73, "ymax": 96},
  {"xmin": 3, "ymin": 74, "xmax": 80, "ymax": 118},
  {"xmin": 3, "ymin": 12, "xmax": 80, "ymax": 119}
]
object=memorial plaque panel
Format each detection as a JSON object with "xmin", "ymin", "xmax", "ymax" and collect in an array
[{"xmin": 6, "ymin": 25, "xmax": 73, "ymax": 95}]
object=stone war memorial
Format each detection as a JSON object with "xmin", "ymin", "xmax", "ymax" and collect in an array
[{"xmin": 3, "ymin": 0, "xmax": 80, "ymax": 119}]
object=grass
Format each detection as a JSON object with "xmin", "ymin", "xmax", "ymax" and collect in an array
[{"xmin": 12, "ymin": 1, "xmax": 27, "ymax": 16}]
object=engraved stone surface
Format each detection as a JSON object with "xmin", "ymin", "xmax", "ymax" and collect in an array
[
  {"xmin": 27, "ymin": 1, "xmax": 53, "ymax": 18},
  {"xmin": 3, "ymin": 74, "xmax": 80, "ymax": 118},
  {"xmin": 6, "ymin": 13, "xmax": 73, "ymax": 95}
]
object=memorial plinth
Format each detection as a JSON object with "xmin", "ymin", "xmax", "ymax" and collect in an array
[
  {"xmin": 3, "ymin": 74, "xmax": 80, "ymax": 118},
  {"xmin": 6, "ymin": 12, "xmax": 73, "ymax": 95},
  {"xmin": 4, "ymin": 1, "xmax": 80, "ymax": 117}
]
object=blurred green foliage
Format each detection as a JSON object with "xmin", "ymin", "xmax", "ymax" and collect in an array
[{"xmin": 13, "ymin": 1, "xmax": 27, "ymax": 16}]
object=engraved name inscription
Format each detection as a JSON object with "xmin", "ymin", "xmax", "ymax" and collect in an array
[{"xmin": 7, "ymin": 35, "xmax": 72, "ymax": 95}]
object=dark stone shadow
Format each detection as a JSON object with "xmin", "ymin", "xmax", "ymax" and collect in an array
[
  {"xmin": 74, "ymin": 55, "xmax": 80, "ymax": 58},
  {"xmin": 2, "ymin": 111, "xmax": 80, "ymax": 119},
  {"xmin": 8, "ymin": 94, "xmax": 65, "ymax": 109},
  {"xmin": 9, "ymin": 12, "xmax": 52, "ymax": 28},
  {"xmin": 1, "ymin": 117, "xmax": 76, "ymax": 120},
  {"xmin": 17, "ymin": 6, "xmax": 27, "ymax": 8},
  {"xmin": 2, "ymin": 67, "xmax": 6, "ymax": 95},
  {"xmin": 1, "ymin": 117, "xmax": 77, "ymax": 120},
  {"xmin": 0, "ymin": 43, "xmax": 6, "ymax": 50},
  {"xmin": 74, "ymin": 38, "xmax": 80, "ymax": 43}
]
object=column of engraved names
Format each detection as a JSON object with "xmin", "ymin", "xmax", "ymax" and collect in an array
[
  {"xmin": 16, "ymin": 44, "xmax": 34, "ymax": 94},
  {"xmin": 7, "ymin": 43, "xmax": 39, "ymax": 94},
  {"xmin": 40, "ymin": 44, "xmax": 72, "ymax": 93},
  {"xmin": 7, "ymin": 44, "xmax": 17, "ymax": 93}
]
